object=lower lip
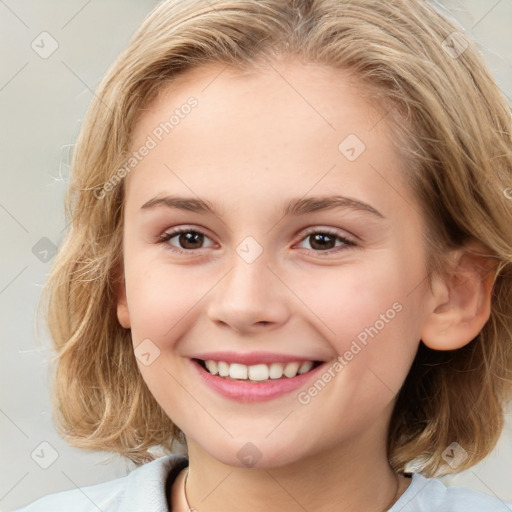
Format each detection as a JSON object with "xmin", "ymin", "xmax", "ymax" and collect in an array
[{"xmin": 190, "ymin": 359, "xmax": 329, "ymax": 403}]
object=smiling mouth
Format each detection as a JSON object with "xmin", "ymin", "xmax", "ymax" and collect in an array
[{"xmin": 194, "ymin": 358, "xmax": 323, "ymax": 382}]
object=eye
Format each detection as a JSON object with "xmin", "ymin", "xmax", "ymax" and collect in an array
[
  {"xmin": 295, "ymin": 228, "xmax": 357, "ymax": 255},
  {"xmin": 157, "ymin": 226, "xmax": 357, "ymax": 256},
  {"xmin": 158, "ymin": 227, "xmax": 215, "ymax": 254}
]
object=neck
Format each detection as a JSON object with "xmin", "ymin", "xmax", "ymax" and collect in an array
[{"xmin": 179, "ymin": 413, "xmax": 408, "ymax": 512}]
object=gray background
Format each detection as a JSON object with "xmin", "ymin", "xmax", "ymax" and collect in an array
[{"xmin": 1, "ymin": 1, "xmax": 511, "ymax": 510}]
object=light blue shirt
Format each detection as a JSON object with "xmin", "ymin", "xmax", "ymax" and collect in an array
[{"xmin": 13, "ymin": 454, "xmax": 512, "ymax": 511}]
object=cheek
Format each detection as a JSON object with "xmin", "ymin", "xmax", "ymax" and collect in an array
[
  {"xmin": 124, "ymin": 259, "xmax": 206, "ymax": 339},
  {"xmin": 293, "ymin": 254, "xmax": 421, "ymax": 388},
  {"xmin": 292, "ymin": 256, "xmax": 409, "ymax": 343}
]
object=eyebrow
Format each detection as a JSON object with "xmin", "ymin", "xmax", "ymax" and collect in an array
[{"xmin": 140, "ymin": 194, "xmax": 385, "ymax": 219}]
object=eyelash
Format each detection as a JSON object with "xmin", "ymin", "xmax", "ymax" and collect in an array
[{"xmin": 157, "ymin": 226, "xmax": 357, "ymax": 256}]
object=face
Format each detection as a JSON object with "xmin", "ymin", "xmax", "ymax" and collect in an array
[{"xmin": 117, "ymin": 60, "xmax": 431, "ymax": 468}]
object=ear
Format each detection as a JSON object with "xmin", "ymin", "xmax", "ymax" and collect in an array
[
  {"xmin": 420, "ymin": 241, "xmax": 497, "ymax": 350},
  {"xmin": 114, "ymin": 265, "xmax": 131, "ymax": 329}
]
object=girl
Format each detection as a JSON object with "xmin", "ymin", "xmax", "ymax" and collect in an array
[{"xmin": 16, "ymin": 0, "xmax": 512, "ymax": 510}]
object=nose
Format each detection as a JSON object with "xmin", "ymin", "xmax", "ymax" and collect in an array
[{"xmin": 206, "ymin": 252, "xmax": 291, "ymax": 334}]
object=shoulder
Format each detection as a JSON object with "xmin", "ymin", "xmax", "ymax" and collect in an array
[
  {"xmin": 391, "ymin": 472, "xmax": 512, "ymax": 512},
  {"xmin": 13, "ymin": 454, "xmax": 189, "ymax": 512}
]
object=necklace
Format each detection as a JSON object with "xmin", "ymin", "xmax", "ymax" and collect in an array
[
  {"xmin": 182, "ymin": 468, "xmax": 402, "ymax": 512},
  {"xmin": 183, "ymin": 469, "xmax": 197, "ymax": 512}
]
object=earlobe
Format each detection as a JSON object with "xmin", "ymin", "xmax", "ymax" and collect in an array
[
  {"xmin": 115, "ymin": 275, "xmax": 131, "ymax": 329},
  {"xmin": 420, "ymin": 243, "xmax": 497, "ymax": 351}
]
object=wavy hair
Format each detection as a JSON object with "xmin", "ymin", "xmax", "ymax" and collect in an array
[{"xmin": 36, "ymin": 0, "xmax": 512, "ymax": 476}]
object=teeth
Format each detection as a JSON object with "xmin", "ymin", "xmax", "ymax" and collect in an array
[
  {"xmin": 229, "ymin": 363, "xmax": 248, "ymax": 380},
  {"xmin": 205, "ymin": 360, "xmax": 218, "ymax": 375},
  {"xmin": 269, "ymin": 362, "xmax": 283, "ymax": 379},
  {"xmin": 218, "ymin": 361, "xmax": 229, "ymax": 377},
  {"xmin": 298, "ymin": 361, "xmax": 313, "ymax": 374},
  {"xmin": 283, "ymin": 362, "xmax": 299, "ymax": 377},
  {"xmin": 202, "ymin": 359, "xmax": 317, "ymax": 381},
  {"xmin": 249, "ymin": 364, "xmax": 270, "ymax": 381}
]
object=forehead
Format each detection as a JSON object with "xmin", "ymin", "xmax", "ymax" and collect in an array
[
  {"xmin": 132, "ymin": 60, "xmax": 379, "ymax": 144},
  {"xmin": 129, "ymin": 59, "xmax": 386, "ymax": 147},
  {"xmin": 124, "ymin": 59, "xmax": 413, "ymax": 222}
]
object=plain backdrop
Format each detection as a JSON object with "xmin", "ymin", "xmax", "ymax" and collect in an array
[{"xmin": 1, "ymin": 0, "xmax": 511, "ymax": 510}]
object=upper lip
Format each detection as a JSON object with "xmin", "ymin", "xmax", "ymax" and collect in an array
[{"xmin": 190, "ymin": 351, "xmax": 326, "ymax": 365}]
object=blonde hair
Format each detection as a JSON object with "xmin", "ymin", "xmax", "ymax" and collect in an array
[{"xmin": 37, "ymin": 0, "xmax": 512, "ymax": 476}]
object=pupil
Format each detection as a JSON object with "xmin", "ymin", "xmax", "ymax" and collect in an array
[
  {"xmin": 310, "ymin": 233, "xmax": 334, "ymax": 250},
  {"xmin": 180, "ymin": 232, "xmax": 203, "ymax": 249}
]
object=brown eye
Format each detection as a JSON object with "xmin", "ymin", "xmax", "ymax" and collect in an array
[
  {"xmin": 307, "ymin": 233, "xmax": 337, "ymax": 251},
  {"xmin": 175, "ymin": 231, "xmax": 204, "ymax": 250},
  {"xmin": 159, "ymin": 228, "xmax": 215, "ymax": 253},
  {"xmin": 296, "ymin": 229, "xmax": 356, "ymax": 254}
]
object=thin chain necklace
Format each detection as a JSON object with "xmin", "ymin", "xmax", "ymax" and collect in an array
[
  {"xmin": 183, "ymin": 469, "xmax": 197, "ymax": 512},
  {"xmin": 182, "ymin": 468, "xmax": 401, "ymax": 512}
]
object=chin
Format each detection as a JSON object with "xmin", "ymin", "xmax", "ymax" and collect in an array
[{"xmin": 202, "ymin": 436, "xmax": 312, "ymax": 470}]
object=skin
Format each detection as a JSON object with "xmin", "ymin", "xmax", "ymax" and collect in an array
[{"xmin": 116, "ymin": 59, "xmax": 494, "ymax": 512}]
